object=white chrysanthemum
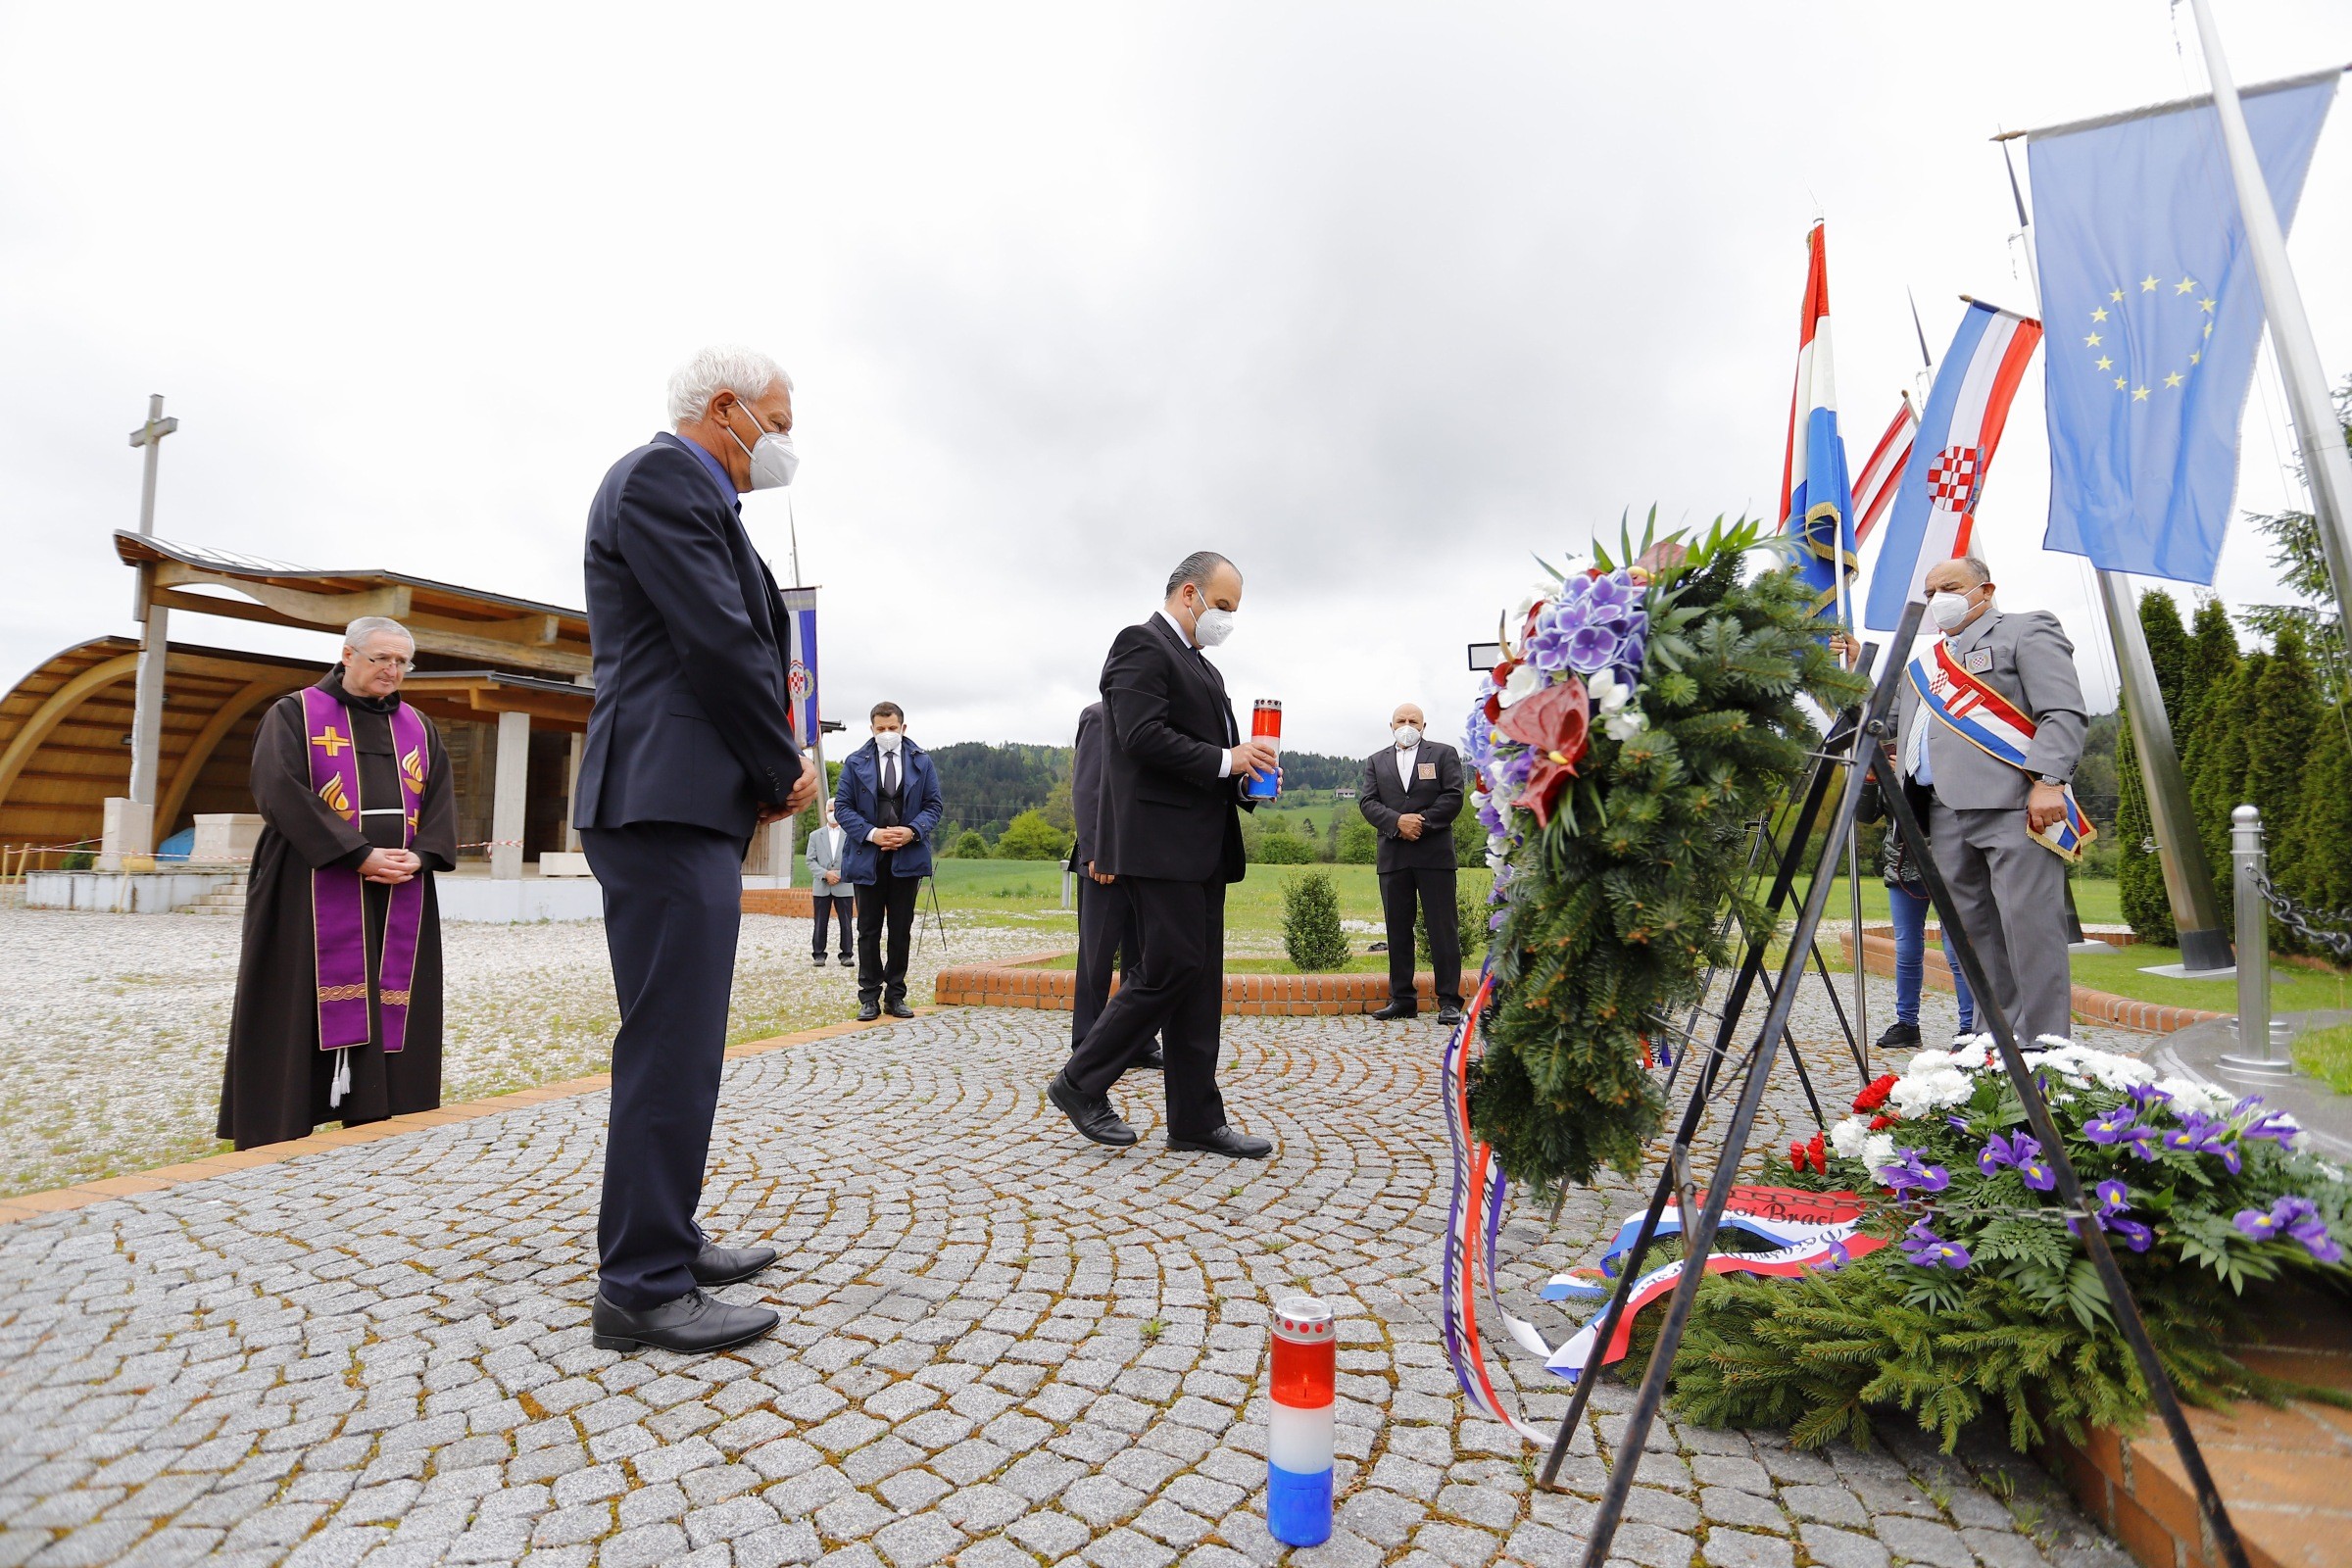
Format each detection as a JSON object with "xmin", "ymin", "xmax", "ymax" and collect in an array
[
  {"xmin": 1889, "ymin": 1068, "xmax": 1973, "ymax": 1116},
  {"xmin": 1862, "ymin": 1133, "xmax": 1897, "ymax": 1171},
  {"xmin": 2156, "ymin": 1075, "xmax": 2236, "ymax": 1115},
  {"xmin": 1829, "ymin": 1117, "xmax": 1872, "ymax": 1158}
]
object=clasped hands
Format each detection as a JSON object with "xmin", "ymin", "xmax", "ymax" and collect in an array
[
  {"xmin": 359, "ymin": 848, "xmax": 421, "ymax": 885},
  {"xmin": 1396, "ymin": 812, "xmax": 1425, "ymax": 841}
]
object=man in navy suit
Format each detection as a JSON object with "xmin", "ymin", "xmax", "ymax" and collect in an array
[
  {"xmin": 574, "ymin": 346, "xmax": 819, "ymax": 1355},
  {"xmin": 833, "ymin": 703, "xmax": 943, "ymax": 1022},
  {"xmin": 1048, "ymin": 552, "xmax": 1276, "ymax": 1158}
]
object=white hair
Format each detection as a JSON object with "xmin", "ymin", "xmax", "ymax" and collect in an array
[
  {"xmin": 666, "ymin": 345, "xmax": 793, "ymax": 425},
  {"xmin": 1956, "ymin": 553, "xmax": 1992, "ymax": 587},
  {"xmin": 343, "ymin": 615, "xmax": 414, "ymax": 652}
]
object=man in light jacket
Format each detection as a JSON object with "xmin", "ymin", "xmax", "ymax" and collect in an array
[{"xmin": 805, "ymin": 805, "xmax": 855, "ymax": 966}]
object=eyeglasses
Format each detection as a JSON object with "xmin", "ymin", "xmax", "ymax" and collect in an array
[{"xmin": 356, "ymin": 652, "xmax": 415, "ymax": 672}]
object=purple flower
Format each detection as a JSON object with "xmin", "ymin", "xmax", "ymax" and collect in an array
[
  {"xmin": 1879, "ymin": 1150, "xmax": 1951, "ymax": 1195},
  {"xmin": 1977, "ymin": 1133, "xmax": 2022, "ymax": 1177},
  {"xmin": 1584, "ymin": 574, "xmax": 1641, "ymax": 615},
  {"xmin": 2127, "ymin": 1082, "xmax": 2175, "ymax": 1110},
  {"xmin": 1980, "ymin": 1132, "xmax": 2056, "ymax": 1191},
  {"xmin": 1565, "ymin": 624, "xmax": 1622, "ymax": 674},
  {"xmin": 2239, "ymin": 1197, "xmax": 2344, "ymax": 1262},
  {"xmin": 2235, "ymin": 1206, "xmax": 2281, "ymax": 1240},
  {"xmin": 2110, "ymin": 1217, "xmax": 2155, "ymax": 1253},
  {"xmin": 1946, "ymin": 1115, "xmax": 1973, "ymax": 1134},
  {"xmin": 2162, "ymin": 1112, "xmax": 2241, "ymax": 1174},
  {"xmin": 2083, "ymin": 1106, "xmax": 2139, "ymax": 1146},
  {"xmin": 2094, "ymin": 1179, "xmax": 2132, "ymax": 1216},
  {"xmin": 2242, "ymin": 1110, "xmax": 2301, "ymax": 1147},
  {"xmin": 1901, "ymin": 1219, "xmax": 1972, "ymax": 1270}
]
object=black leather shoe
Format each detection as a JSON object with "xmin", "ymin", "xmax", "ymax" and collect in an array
[
  {"xmin": 838, "ymin": 953, "xmax": 854, "ymax": 964},
  {"xmin": 591, "ymin": 1289, "xmax": 778, "ymax": 1354},
  {"xmin": 1370, "ymin": 1001, "xmax": 1417, "ymax": 1021},
  {"xmin": 690, "ymin": 1243, "xmax": 778, "ymax": 1288},
  {"xmin": 1169, "ymin": 1125, "xmax": 1273, "ymax": 1158},
  {"xmin": 857, "ymin": 1001, "xmax": 881, "ymax": 1022},
  {"xmin": 1047, "ymin": 1073, "xmax": 1137, "ymax": 1148},
  {"xmin": 1133, "ymin": 1046, "xmax": 1165, "ymax": 1071},
  {"xmin": 1876, "ymin": 1021, "xmax": 1922, "ymax": 1052},
  {"xmin": 811, "ymin": 955, "xmax": 827, "ymax": 966},
  {"xmin": 885, "ymin": 1001, "xmax": 916, "ymax": 1019},
  {"xmin": 1436, "ymin": 1005, "xmax": 1464, "ymax": 1027}
]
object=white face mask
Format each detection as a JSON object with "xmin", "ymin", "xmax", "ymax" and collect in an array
[
  {"xmin": 1928, "ymin": 589, "xmax": 1979, "ymax": 633},
  {"xmin": 723, "ymin": 402, "xmax": 799, "ymax": 489},
  {"xmin": 875, "ymin": 730, "xmax": 903, "ymax": 755},
  {"xmin": 1188, "ymin": 590, "xmax": 1237, "ymax": 648},
  {"xmin": 1394, "ymin": 724, "xmax": 1423, "ymax": 749}
]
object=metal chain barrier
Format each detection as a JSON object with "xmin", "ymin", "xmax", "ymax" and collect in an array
[{"xmin": 2249, "ymin": 871, "xmax": 2352, "ymax": 962}]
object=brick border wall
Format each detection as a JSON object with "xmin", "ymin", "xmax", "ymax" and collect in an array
[
  {"xmin": 933, "ymin": 954, "xmax": 1446, "ymax": 1016},
  {"xmin": 1838, "ymin": 931, "xmax": 2225, "ymax": 1035},
  {"xmin": 741, "ymin": 887, "xmax": 814, "ymax": 918}
]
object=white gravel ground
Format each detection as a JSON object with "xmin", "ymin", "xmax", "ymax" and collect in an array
[{"xmin": 0, "ymin": 904, "xmax": 1054, "ymax": 1197}]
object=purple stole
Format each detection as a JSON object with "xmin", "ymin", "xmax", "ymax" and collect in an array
[{"xmin": 300, "ymin": 685, "xmax": 430, "ymax": 1054}]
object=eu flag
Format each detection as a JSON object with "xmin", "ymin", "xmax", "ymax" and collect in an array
[{"xmin": 2030, "ymin": 71, "xmax": 2337, "ymax": 585}]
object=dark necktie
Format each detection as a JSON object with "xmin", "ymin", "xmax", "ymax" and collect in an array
[{"xmin": 883, "ymin": 755, "xmax": 898, "ymax": 797}]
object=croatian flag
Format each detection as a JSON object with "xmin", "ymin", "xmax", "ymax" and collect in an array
[
  {"xmin": 1852, "ymin": 395, "xmax": 1918, "ymax": 544},
  {"xmin": 1863, "ymin": 302, "xmax": 2042, "ymax": 631},
  {"xmin": 781, "ymin": 585, "xmax": 821, "ymax": 750},
  {"xmin": 1780, "ymin": 220, "xmax": 1857, "ymax": 619}
]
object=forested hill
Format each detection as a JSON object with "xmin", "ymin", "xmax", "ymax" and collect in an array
[{"xmin": 922, "ymin": 741, "xmax": 1364, "ymax": 839}]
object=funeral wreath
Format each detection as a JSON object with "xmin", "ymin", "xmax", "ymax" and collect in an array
[
  {"xmin": 1462, "ymin": 514, "xmax": 1866, "ymax": 1190},
  {"xmin": 1649, "ymin": 1037, "xmax": 2352, "ymax": 1452}
]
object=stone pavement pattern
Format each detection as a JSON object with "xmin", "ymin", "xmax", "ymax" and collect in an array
[{"xmin": 0, "ymin": 993, "xmax": 2136, "ymax": 1567}]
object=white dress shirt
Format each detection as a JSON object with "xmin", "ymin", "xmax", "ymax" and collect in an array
[
  {"xmin": 1395, "ymin": 742, "xmax": 1420, "ymax": 790},
  {"xmin": 1155, "ymin": 607, "xmax": 1238, "ymax": 778}
]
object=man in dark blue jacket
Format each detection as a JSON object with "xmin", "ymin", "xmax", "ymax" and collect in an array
[
  {"xmin": 574, "ymin": 346, "xmax": 818, "ymax": 1356},
  {"xmin": 834, "ymin": 703, "xmax": 943, "ymax": 1021}
]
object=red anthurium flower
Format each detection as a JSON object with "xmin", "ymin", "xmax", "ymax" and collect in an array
[
  {"xmin": 1484, "ymin": 659, "xmax": 1522, "ymax": 725},
  {"xmin": 1495, "ymin": 677, "xmax": 1591, "ymax": 829},
  {"xmin": 1633, "ymin": 539, "xmax": 1689, "ymax": 579},
  {"xmin": 1852, "ymin": 1074, "xmax": 1897, "ymax": 1113}
]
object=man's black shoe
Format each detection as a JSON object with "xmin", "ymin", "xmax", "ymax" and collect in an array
[
  {"xmin": 1047, "ymin": 1073, "xmax": 1137, "ymax": 1148},
  {"xmin": 1169, "ymin": 1125, "xmax": 1273, "ymax": 1159},
  {"xmin": 690, "ymin": 1243, "xmax": 778, "ymax": 1288},
  {"xmin": 1370, "ymin": 1001, "xmax": 1417, "ymax": 1021},
  {"xmin": 1133, "ymin": 1046, "xmax": 1165, "ymax": 1071},
  {"xmin": 1876, "ymin": 1021, "xmax": 1922, "ymax": 1052},
  {"xmin": 838, "ymin": 952, "xmax": 853, "ymax": 963},
  {"xmin": 1436, "ymin": 1005, "xmax": 1464, "ymax": 1027},
  {"xmin": 811, "ymin": 955, "xmax": 827, "ymax": 966},
  {"xmin": 857, "ymin": 1001, "xmax": 881, "ymax": 1022},
  {"xmin": 885, "ymin": 1001, "xmax": 916, "ymax": 1019},
  {"xmin": 591, "ymin": 1289, "xmax": 778, "ymax": 1354}
]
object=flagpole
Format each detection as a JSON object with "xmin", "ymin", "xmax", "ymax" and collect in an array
[
  {"xmin": 1995, "ymin": 135, "xmax": 2234, "ymax": 971},
  {"xmin": 2184, "ymin": 0, "xmax": 2352, "ymax": 633},
  {"xmin": 1834, "ymin": 496, "xmax": 1870, "ymax": 1068}
]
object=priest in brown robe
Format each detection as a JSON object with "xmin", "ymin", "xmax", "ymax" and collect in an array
[{"xmin": 218, "ymin": 616, "xmax": 458, "ymax": 1149}]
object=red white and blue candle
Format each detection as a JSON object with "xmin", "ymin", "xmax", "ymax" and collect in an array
[
  {"xmin": 1244, "ymin": 699, "xmax": 1282, "ymax": 801},
  {"xmin": 1265, "ymin": 1293, "xmax": 1335, "ymax": 1545}
]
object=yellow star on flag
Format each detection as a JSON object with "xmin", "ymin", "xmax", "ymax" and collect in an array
[
  {"xmin": 2132, "ymin": 385, "xmax": 2150, "ymax": 401},
  {"xmin": 2190, "ymin": 352, "xmax": 2201, "ymax": 365},
  {"xmin": 2091, "ymin": 307, "xmax": 2109, "ymax": 322},
  {"xmin": 2114, "ymin": 377, "xmax": 2129, "ymax": 390},
  {"xmin": 2140, "ymin": 275, "xmax": 2159, "ymax": 291},
  {"xmin": 2110, "ymin": 288, "xmax": 2126, "ymax": 302},
  {"xmin": 2165, "ymin": 372, "xmax": 2183, "ymax": 389},
  {"xmin": 2200, "ymin": 297, "xmax": 2216, "ymax": 313},
  {"xmin": 2095, "ymin": 356, "xmax": 2113, "ymax": 371},
  {"xmin": 2175, "ymin": 277, "xmax": 2197, "ymax": 294},
  {"xmin": 2084, "ymin": 332, "xmax": 2103, "ymax": 347}
]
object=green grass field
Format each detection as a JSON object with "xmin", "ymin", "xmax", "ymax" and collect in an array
[{"xmin": 1788, "ymin": 874, "xmax": 2125, "ymax": 928}]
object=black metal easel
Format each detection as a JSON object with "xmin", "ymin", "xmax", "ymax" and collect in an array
[{"xmin": 1537, "ymin": 602, "xmax": 2252, "ymax": 1568}]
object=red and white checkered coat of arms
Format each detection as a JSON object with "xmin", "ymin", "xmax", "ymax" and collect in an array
[{"xmin": 1927, "ymin": 446, "xmax": 1982, "ymax": 513}]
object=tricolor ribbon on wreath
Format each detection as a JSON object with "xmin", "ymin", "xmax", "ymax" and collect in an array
[
  {"xmin": 1907, "ymin": 640, "xmax": 2097, "ymax": 861},
  {"xmin": 302, "ymin": 685, "xmax": 430, "ymax": 1105}
]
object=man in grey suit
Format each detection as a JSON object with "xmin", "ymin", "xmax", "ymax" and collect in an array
[
  {"xmin": 805, "ymin": 806, "xmax": 855, "ymax": 966},
  {"xmin": 1895, "ymin": 555, "xmax": 2088, "ymax": 1044}
]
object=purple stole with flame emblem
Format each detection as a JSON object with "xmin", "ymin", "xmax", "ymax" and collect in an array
[{"xmin": 300, "ymin": 685, "xmax": 430, "ymax": 1057}]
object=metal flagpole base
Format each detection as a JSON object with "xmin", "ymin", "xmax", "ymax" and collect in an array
[
  {"xmin": 2178, "ymin": 926, "xmax": 2236, "ymax": 975},
  {"xmin": 2217, "ymin": 1054, "xmax": 2295, "ymax": 1076}
]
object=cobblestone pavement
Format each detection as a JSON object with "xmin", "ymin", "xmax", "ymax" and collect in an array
[
  {"xmin": 0, "ymin": 993, "xmax": 2138, "ymax": 1568},
  {"xmin": 0, "ymin": 906, "xmax": 1051, "ymax": 1197}
]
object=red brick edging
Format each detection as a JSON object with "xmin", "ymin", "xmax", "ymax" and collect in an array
[
  {"xmin": 0, "ymin": 1012, "xmax": 910, "ymax": 1227},
  {"xmin": 1838, "ymin": 931, "xmax": 2225, "ymax": 1035},
  {"xmin": 741, "ymin": 887, "xmax": 814, "ymax": 917},
  {"xmin": 933, "ymin": 952, "xmax": 1446, "ymax": 1016}
]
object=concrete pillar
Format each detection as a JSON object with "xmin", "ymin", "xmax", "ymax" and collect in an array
[
  {"xmin": 96, "ymin": 799, "xmax": 154, "ymax": 873},
  {"xmin": 492, "ymin": 710, "xmax": 530, "ymax": 881},
  {"xmin": 742, "ymin": 818, "xmax": 795, "ymax": 885},
  {"xmin": 564, "ymin": 731, "xmax": 584, "ymax": 853}
]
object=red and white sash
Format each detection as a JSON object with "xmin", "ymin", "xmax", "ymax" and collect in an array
[{"xmin": 1907, "ymin": 641, "xmax": 2094, "ymax": 860}]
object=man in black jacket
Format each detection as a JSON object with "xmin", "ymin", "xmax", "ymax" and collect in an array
[
  {"xmin": 574, "ymin": 346, "xmax": 819, "ymax": 1355},
  {"xmin": 1048, "ymin": 552, "xmax": 1275, "ymax": 1157},
  {"xmin": 1359, "ymin": 703, "xmax": 1466, "ymax": 1025},
  {"xmin": 1068, "ymin": 701, "xmax": 1161, "ymax": 1070}
]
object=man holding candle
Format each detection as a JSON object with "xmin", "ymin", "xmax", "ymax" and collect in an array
[{"xmin": 1046, "ymin": 551, "xmax": 1276, "ymax": 1158}]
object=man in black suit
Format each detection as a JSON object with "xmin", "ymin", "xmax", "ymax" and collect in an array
[
  {"xmin": 574, "ymin": 346, "xmax": 819, "ymax": 1355},
  {"xmin": 1068, "ymin": 701, "xmax": 1161, "ymax": 1070},
  {"xmin": 1359, "ymin": 703, "xmax": 1466, "ymax": 1025},
  {"xmin": 1048, "ymin": 552, "xmax": 1274, "ymax": 1158}
]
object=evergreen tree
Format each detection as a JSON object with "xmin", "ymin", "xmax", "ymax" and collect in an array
[
  {"xmin": 2114, "ymin": 711, "xmax": 2175, "ymax": 943},
  {"xmin": 2282, "ymin": 704, "xmax": 2352, "ymax": 914},
  {"xmin": 2185, "ymin": 651, "xmax": 2263, "ymax": 918},
  {"xmin": 2138, "ymin": 588, "xmax": 2191, "ymax": 722},
  {"xmin": 2181, "ymin": 598, "xmax": 2242, "ymax": 720},
  {"xmin": 2244, "ymin": 629, "xmax": 2321, "ymax": 951}
]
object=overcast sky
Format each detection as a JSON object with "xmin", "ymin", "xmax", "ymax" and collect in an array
[{"xmin": 6, "ymin": 2, "xmax": 2349, "ymax": 759}]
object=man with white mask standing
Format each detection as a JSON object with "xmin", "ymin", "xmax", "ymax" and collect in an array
[
  {"xmin": 1047, "ymin": 552, "xmax": 1276, "ymax": 1158},
  {"xmin": 1358, "ymin": 702, "xmax": 1466, "ymax": 1025},
  {"xmin": 834, "ymin": 703, "xmax": 942, "ymax": 1021},
  {"xmin": 1895, "ymin": 553, "xmax": 2090, "ymax": 1045},
  {"xmin": 574, "ymin": 346, "xmax": 819, "ymax": 1354}
]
